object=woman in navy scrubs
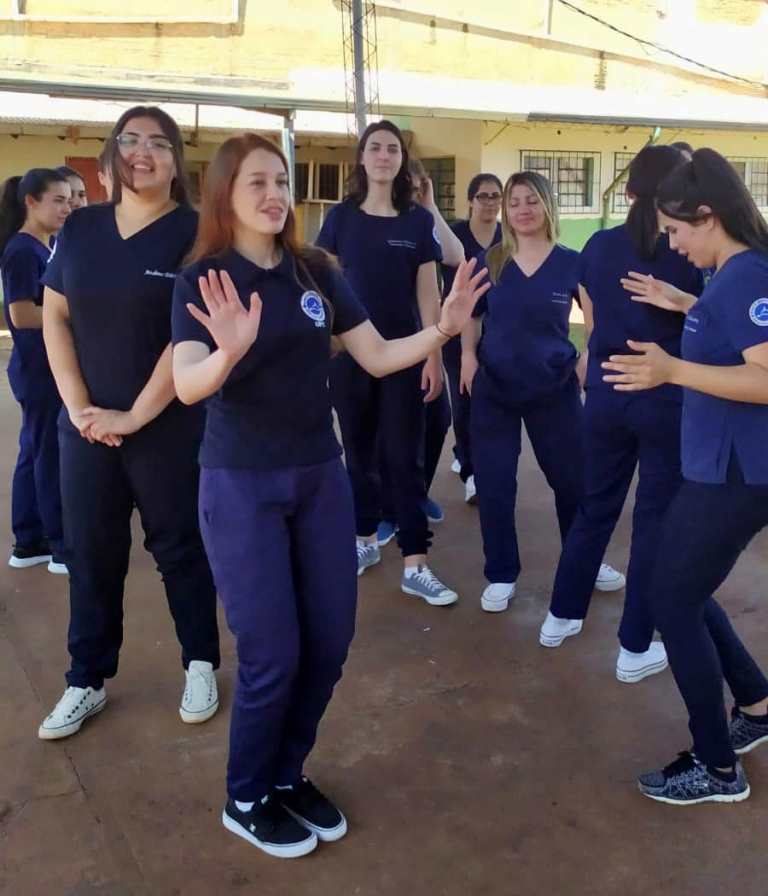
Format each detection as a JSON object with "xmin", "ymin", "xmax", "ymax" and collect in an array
[
  {"xmin": 1, "ymin": 169, "xmax": 70, "ymax": 572},
  {"xmin": 539, "ymin": 146, "xmax": 702, "ymax": 685},
  {"xmin": 603, "ymin": 149, "xmax": 768, "ymax": 805},
  {"xmin": 461, "ymin": 172, "xmax": 623, "ymax": 613},
  {"xmin": 172, "ymin": 133, "xmax": 488, "ymax": 857},
  {"xmin": 38, "ymin": 106, "xmax": 220, "ymax": 741},
  {"xmin": 317, "ymin": 120, "xmax": 459, "ymax": 606},
  {"xmin": 446, "ymin": 172, "xmax": 503, "ymax": 505},
  {"xmin": 57, "ymin": 166, "xmax": 89, "ymax": 211}
]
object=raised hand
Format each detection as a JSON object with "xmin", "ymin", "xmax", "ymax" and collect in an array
[
  {"xmin": 187, "ymin": 269, "xmax": 263, "ymax": 362},
  {"xmin": 438, "ymin": 258, "xmax": 491, "ymax": 337},
  {"xmin": 620, "ymin": 271, "xmax": 695, "ymax": 313}
]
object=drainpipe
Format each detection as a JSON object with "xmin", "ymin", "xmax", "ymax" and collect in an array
[{"xmin": 600, "ymin": 126, "xmax": 662, "ymax": 229}]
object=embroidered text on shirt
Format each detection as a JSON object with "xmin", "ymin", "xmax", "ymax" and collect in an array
[{"xmin": 145, "ymin": 269, "xmax": 177, "ymax": 279}]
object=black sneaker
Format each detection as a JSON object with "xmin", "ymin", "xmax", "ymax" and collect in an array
[
  {"xmin": 9, "ymin": 540, "xmax": 52, "ymax": 569},
  {"xmin": 222, "ymin": 795, "xmax": 317, "ymax": 858},
  {"xmin": 275, "ymin": 777, "xmax": 348, "ymax": 841},
  {"xmin": 730, "ymin": 706, "xmax": 768, "ymax": 755},
  {"xmin": 638, "ymin": 751, "xmax": 750, "ymax": 805}
]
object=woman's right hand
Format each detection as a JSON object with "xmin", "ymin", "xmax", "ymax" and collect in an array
[
  {"xmin": 460, "ymin": 352, "xmax": 478, "ymax": 395},
  {"xmin": 187, "ymin": 269, "xmax": 263, "ymax": 363},
  {"xmin": 620, "ymin": 272, "xmax": 695, "ymax": 314},
  {"xmin": 68, "ymin": 407, "xmax": 123, "ymax": 447}
]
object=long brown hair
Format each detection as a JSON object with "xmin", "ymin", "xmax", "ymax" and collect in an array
[
  {"xmin": 104, "ymin": 105, "xmax": 190, "ymax": 205},
  {"xmin": 188, "ymin": 132, "xmax": 336, "ymax": 315}
]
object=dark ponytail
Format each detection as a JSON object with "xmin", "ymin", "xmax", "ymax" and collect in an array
[
  {"xmin": 625, "ymin": 145, "xmax": 686, "ymax": 260},
  {"xmin": 0, "ymin": 168, "xmax": 67, "ymax": 256},
  {"xmin": 656, "ymin": 148, "xmax": 768, "ymax": 254}
]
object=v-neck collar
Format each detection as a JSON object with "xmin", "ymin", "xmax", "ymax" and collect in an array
[
  {"xmin": 509, "ymin": 244, "xmax": 557, "ymax": 280},
  {"xmin": 111, "ymin": 202, "xmax": 181, "ymax": 243}
]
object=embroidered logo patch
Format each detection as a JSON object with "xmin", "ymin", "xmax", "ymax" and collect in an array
[
  {"xmin": 300, "ymin": 290, "xmax": 326, "ymax": 327},
  {"xmin": 432, "ymin": 225, "xmax": 441, "ymax": 246},
  {"xmin": 749, "ymin": 298, "xmax": 768, "ymax": 326}
]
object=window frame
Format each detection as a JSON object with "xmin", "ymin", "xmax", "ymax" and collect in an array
[{"xmin": 519, "ymin": 149, "xmax": 602, "ymax": 215}]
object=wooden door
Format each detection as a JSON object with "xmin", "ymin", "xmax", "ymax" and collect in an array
[{"xmin": 65, "ymin": 156, "xmax": 107, "ymax": 204}]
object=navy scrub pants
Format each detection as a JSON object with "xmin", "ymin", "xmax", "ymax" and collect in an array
[
  {"xmin": 60, "ymin": 403, "xmax": 220, "ymax": 689},
  {"xmin": 649, "ymin": 460, "xmax": 768, "ymax": 769},
  {"xmin": 471, "ymin": 371, "xmax": 584, "ymax": 584},
  {"xmin": 549, "ymin": 390, "xmax": 682, "ymax": 652},
  {"xmin": 443, "ymin": 334, "xmax": 472, "ymax": 481},
  {"xmin": 199, "ymin": 458, "xmax": 357, "ymax": 801},
  {"xmin": 330, "ymin": 353, "xmax": 430, "ymax": 557},
  {"xmin": 9, "ymin": 380, "xmax": 64, "ymax": 554}
]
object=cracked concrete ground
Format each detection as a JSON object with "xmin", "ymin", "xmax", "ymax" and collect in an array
[{"xmin": 1, "ymin": 340, "xmax": 767, "ymax": 896}]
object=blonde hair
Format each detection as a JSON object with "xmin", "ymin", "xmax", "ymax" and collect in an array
[{"xmin": 485, "ymin": 171, "xmax": 560, "ymax": 283}]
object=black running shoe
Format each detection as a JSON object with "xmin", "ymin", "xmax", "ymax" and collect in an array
[
  {"xmin": 222, "ymin": 795, "xmax": 317, "ymax": 858},
  {"xmin": 276, "ymin": 777, "xmax": 348, "ymax": 841},
  {"xmin": 638, "ymin": 751, "xmax": 750, "ymax": 805},
  {"xmin": 9, "ymin": 540, "xmax": 52, "ymax": 569},
  {"xmin": 730, "ymin": 706, "xmax": 768, "ymax": 756}
]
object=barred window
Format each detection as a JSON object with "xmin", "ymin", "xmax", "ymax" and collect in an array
[
  {"xmin": 295, "ymin": 163, "xmax": 309, "ymax": 202},
  {"xmin": 314, "ymin": 164, "xmax": 342, "ymax": 202},
  {"xmin": 728, "ymin": 157, "xmax": 768, "ymax": 209},
  {"xmin": 421, "ymin": 157, "xmax": 456, "ymax": 220},
  {"xmin": 520, "ymin": 150, "xmax": 601, "ymax": 213},
  {"xmin": 612, "ymin": 152, "xmax": 634, "ymax": 214}
]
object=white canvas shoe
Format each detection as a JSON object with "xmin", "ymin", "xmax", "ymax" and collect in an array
[
  {"xmin": 539, "ymin": 612, "xmax": 583, "ymax": 647},
  {"xmin": 180, "ymin": 660, "xmax": 219, "ymax": 723},
  {"xmin": 480, "ymin": 582, "xmax": 515, "ymax": 613},
  {"xmin": 38, "ymin": 685, "xmax": 107, "ymax": 740}
]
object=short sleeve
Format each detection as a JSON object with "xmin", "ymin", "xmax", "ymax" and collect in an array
[
  {"xmin": 316, "ymin": 204, "xmax": 340, "ymax": 255},
  {"xmin": 328, "ymin": 268, "xmax": 369, "ymax": 335},
  {"xmin": 577, "ymin": 234, "xmax": 596, "ymax": 290},
  {"xmin": 471, "ymin": 250, "xmax": 491, "ymax": 317},
  {"xmin": 41, "ymin": 220, "xmax": 71, "ymax": 295},
  {"xmin": 687, "ymin": 265, "xmax": 705, "ymax": 299},
  {"xmin": 3, "ymin": 245, "xmax": 44, "ymax": 304},
  {"xmin": 722, "ymin": 270, "xmax": 768, "ymax": 353},
  {"xmin": 417, "ymin": 207, "xmax": 443, "ymax": 266},
  {"xmin": 171, "ymin": 270, "xmax": 215, "ymax": 349}
]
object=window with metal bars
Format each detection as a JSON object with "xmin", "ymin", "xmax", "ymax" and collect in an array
[
  {"xmin": 421, "ymin": 157, "xmax": 456, "ymax": 220},
  {"xmin": 612, "ymin": 152, "xmax": 634, "ymax": 214},
  {"xmin": 295, "ymin": 163, "xmax": 309, "ymax": 202},
  {"xmin": 314, "ymin": 164, "xmax": 342, "ymax": 201},
  {"xmin": 520, "ymin": 150, "xmax": 601, "ymax": 213},
  {"xmin": 728, "ymin": 157, "xmax": 768, "ymax": 209}
]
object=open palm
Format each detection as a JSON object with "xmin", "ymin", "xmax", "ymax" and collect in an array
[
  {"xmin": 439, "ymin": 257, "xmax": 491, "ymax": 335},
  {"xmin": 187, "ymin": 269, "xmax": 262, "ymax": 361}
]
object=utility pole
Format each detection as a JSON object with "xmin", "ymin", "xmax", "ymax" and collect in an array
[
  {"xmin": 341, "ymin": 0, "xmax": 380, "ymax": 136},
  {"xmin": 352, "ymin": 0, "xmax": 367, "ymax": 136}
]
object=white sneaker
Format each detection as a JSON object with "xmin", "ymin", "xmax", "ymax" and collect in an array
[
  {"xmin": 357, "ymin": 540, "xmax": 381, "ymax": 576},
  {"xmin": 539, "ymin": 611, "xmax": 583, "ymax": 648},
  {"xmin": 401, "ymin": 565, "xmax": 458, "ymax": 606},
  {"xmin": 450, "ymin": 458, "xmax": 461, "ymax": 474},
  {"xmin": 180, "ymin": 660, "xmax": 219, "ymax": 723},
  {"xmin": 48, "ymin": 559, "xmax": 68, "ymax": 575},
  {"xmin": 616, "ymin": 642, "xmax": 668, "ymax": 683},
  {"xmin": 38, "ymin": 685, "xmax": 107, "ymax": 740},
  {"xmin": 464, "ymin": 475, "xmax": 477, "ymax": 505},
  {"xmin": 595, "ymin": 563, "xmax": 626, "ymax": 592},
  {"xmin": 480, "ymin": 582, "xmax": 515, "ymax": 613}
]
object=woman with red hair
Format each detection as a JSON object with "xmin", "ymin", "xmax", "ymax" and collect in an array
[{"xmin": 172, "ymin": 133, "xmax": 489, "ymax": 859}]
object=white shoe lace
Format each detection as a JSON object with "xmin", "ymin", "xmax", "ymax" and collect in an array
[
  {"xmin": 357, "ymin": 542, "xmax": 375, "ymax": 560},
  {"xmin": 599, "ymin": 563, "xmax": 619, "ymax": 578},
  {"xmin": 412, "ymin": 566, "xmax": 446, "ymax": 594}
]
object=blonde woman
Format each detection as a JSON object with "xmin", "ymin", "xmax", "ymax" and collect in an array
[{"xmin": 461, "ymin": 172, "xmax": 622, "ymax": 612}]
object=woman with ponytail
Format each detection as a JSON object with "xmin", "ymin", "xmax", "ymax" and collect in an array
[
  {"xmin": 602, "ymin": 149, "xmax": 768, "ymax": 805},
  {"xmin": 1, "ymin": 169, "xmax": 70, "ymax": 573},
  {"xmin": 539, "ymin": 145, "xmax": 702, "ymax": 685}
]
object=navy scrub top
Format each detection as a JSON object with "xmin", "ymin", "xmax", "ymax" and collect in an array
[
  {"xmin": 681, "ymin": 249, "xmax": 768, "ymax": 485},
  {"xmin": 441, "ymin": 219, "xmax": 502, "ymax": 299},
  {"xmin": 474, "ymin": 244, "xmax": 581, "ymax": 404},
  {"xmin": 580, "ymin": 225, "xmax": 703, "ymax": 399},
  {"xmin": 1, "ymin": 232, "xmax": 56, "ymax": 401},
  {"xmin": 172, "ymin": 248, "xmax": 369, "ymax": 470},
  {"xmin": 42, "ymin": 203, "xmax": 198, "ymax": 412},
  {"xmin": 316, "ymin": 199, "xmax": 442, "ymax": 338}
]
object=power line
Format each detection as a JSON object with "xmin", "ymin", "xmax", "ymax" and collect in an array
[{"xmin": 555, "ymin": 0, "xmax": 766, "ymax": 89}]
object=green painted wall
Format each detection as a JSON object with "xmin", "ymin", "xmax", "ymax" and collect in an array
[{"xmin": 559, "ymin": 218, "xmax": 601, "ymax": 251}]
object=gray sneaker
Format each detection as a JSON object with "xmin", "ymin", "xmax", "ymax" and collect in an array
[
  {"xmin": 730, "ymin": 707, "xmax": 768, "ymax": 755},
  {"xmin": 638, "ymin": 751, "xmax": 750, "ymax": 805},
  {"xmin": 356, "ymin": 541, "xmax": 380, "ymax": 577},
  {"xmin": 401, "ymin": 565, "xmax": 458, "ymax": 606}
]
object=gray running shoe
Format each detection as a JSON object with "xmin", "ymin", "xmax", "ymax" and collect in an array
[
  {"xmin": 401, "ymin": 565, "xmax": 458, "ymax": 606},
  {"xmin": 356, "ymin": 541, "xmax": 380, "ymax": 577},
  {"xmin": 638, "ymin": 751, "xmax": 750, "ymax": 805},
  {"xmin": 730, "ymin": 707, "xmax": 768, "ymax": 756}
]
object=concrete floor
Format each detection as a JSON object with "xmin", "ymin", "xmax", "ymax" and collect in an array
[{"xmin": 1, "ymin": 340, "xmax": 767, "ymax": 896}]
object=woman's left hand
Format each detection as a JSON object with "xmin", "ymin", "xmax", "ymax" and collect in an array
[
  {"xmin": 601, "ymin": 340, "xmax": 678, "ymax": 391},
  {"xmin": 438, "ymin": 258, "xmax": 491, "ymax": 337},
  {"xmin": 421, "ymin": 352, "xmax": 444, "ymax": 402},
  {"xmin": 81, "ymin": 407, "xmax": 142, "ymax": 440}
]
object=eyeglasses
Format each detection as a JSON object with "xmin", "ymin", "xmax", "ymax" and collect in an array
[
  {"xmin": 474, "ymin": 192, "xmax": 502, "ymax": 203},
  {"xmin": 116, "ymin": 133, "xmax": 174, "ymax": 153}
]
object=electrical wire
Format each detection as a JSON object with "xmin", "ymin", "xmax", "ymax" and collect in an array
[{"xmin": 555, "ymin": 0, "xmax": 766, "ymax": 89}]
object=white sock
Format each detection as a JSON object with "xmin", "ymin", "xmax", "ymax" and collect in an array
[
  {"xmin": 404, "ymin": 565, "xmax": 423, "ymax": 577},
  {"xmin": 235, "ymin": 800, "xmax": 255, "ymax": 812}
]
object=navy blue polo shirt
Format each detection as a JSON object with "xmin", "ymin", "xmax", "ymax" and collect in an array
[
  {"xmin": 474, "ymin": 244, "xmax": 580, "ymax": 404},
  {"xmin": 1, "ymin": 231, "xmax": 56, "ymax": 401},
  {"xmin": 681, "ymin": 249, "xmax": 768, "ymax": 485},
  {"xmin": 172, "ymin": 248, "xmax": 369, "ymax": 470},
  {"xmin": 580, "ymin": 225, "xmax": 703, "ymax": 398},
  {"xmin": 316, "ymin": 199, "xmax": 442, "ymax": 338},
  {"xmin": 441, "ymin": 219, "xmax": 501, "ymax": 299},
  {"xmin": 42, "ymin": 203, "xmax": 197, "ymax": 411}
]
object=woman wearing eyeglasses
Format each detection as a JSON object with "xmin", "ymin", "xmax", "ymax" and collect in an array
[
  {"xmin": 442, "ymin": 173, "xmax": 503, "ymax": 504},
  {"xmin": 38, "ymin": 106, "xmax": 220, "ymax": 741}
]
